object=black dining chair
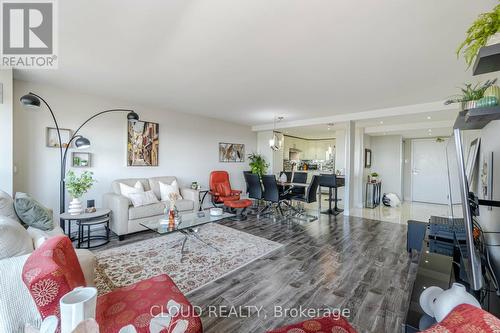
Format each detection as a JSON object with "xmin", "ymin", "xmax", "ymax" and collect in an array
[
  {"xmin": 244, "ymin": 172, "xmax": 265, "ymax": 215},
  {"xmin": 291, "ymin": 172, "xmax": 307, "ymax": 196},
  {"xmin": 289, "ymin": 175, "xmax": 320, "ymax": 221},
  {"xmin": 261, "ymin": 175, "xmax": 290, "ymax": 217}
]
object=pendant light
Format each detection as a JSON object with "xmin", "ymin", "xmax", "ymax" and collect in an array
[{"xmin": 269, "ymin": 116, "xmax": 284, "ymax": 151}]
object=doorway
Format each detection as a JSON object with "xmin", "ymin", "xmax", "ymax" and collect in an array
[{"xmin": 411, "ymin": 138, "xmax": 449, "ymax": 204}]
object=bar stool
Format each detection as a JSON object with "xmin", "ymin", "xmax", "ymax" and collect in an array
[{"xmin": 319, "ymin": 174, "xmax": 343, "ymax": 215}]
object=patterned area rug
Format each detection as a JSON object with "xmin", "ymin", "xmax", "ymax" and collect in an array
[{"xmin": 95, "ymin": 223, "xmax": 282, "ymax": 295}]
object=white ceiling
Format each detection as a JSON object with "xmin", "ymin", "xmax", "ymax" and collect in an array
[
  {"xmin": 14, "ymin": 0, "xmax": 498, "ymax": 126},
  {"xmin": 282, "ymin": 109, "xmax": 459, "ymax": 139}
]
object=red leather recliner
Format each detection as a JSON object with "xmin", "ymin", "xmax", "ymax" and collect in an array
[{"xmin": 209, "ymin": 171, "xmax": 242, "ymax": 205}]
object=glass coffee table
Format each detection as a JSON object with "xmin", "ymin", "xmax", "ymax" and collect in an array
[{"xmin": 140, "ymin": 211, "xmax": 234, "ymax": 262}]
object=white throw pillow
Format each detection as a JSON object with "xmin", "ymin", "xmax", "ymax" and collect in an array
[
  {"xmin": 0, "ymin": 217, "xmax": 34, "ymax": 259},
  {"xmin": 128, "ymin": 190, "xmax": 160, "ymax": 207},
  {"xmin": 119, "ymin": 181, "xmax": 144, "ymax": 200},
  {"xmin": 159, "ymin": 180, "xmax": 183, "ymax": 202},
  {"xmin": 0, "ymin": 190, "xmax": 20, "ymax": 222},
  {"xmin": 0, "ymin": 254, "xmax": 41, "ymax": 332}
]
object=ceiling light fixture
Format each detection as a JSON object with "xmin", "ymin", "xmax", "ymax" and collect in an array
[
  {"xmin": 380, "ymin": 121, "xmax": 384, "ymax": 124},
  {"xmin": 427, "ymin": 116, "xmax": 432, "ymax": 120},
  {"xmin": 269, "ymin": 116, "xmax": 284, "ymax": 151}
]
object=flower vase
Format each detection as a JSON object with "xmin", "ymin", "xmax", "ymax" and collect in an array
[{"xmin": 68, "ymin": 198, "xmax": 83, "ymax": 215}]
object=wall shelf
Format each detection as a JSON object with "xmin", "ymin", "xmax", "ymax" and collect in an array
[
  {"xmin": 454, "ymin": 106, "xmax": 500, "ymax": 130},
  {"xmin": 473, "ymin": 43, "xmax": 500, "ymax": 76}
]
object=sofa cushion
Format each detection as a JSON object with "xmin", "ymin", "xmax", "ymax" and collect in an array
[
  {"xmin": 0, "ymin": 254, "xmax": 41, "ymax": 332},
  {"xmin": 149, "ymin": 176, "xmax": 177, "ymax": 199},
  {"xmin": 0, "ymin": 190, "xmax": 20, "ymax": 222},
  {"xmin": 14, "ymin": 192, "xmax": 53, "ymax": 231},
  {"xmin": 111, "ymin": 178, "xmax": 150, "ymax": 195},
  {"xmin": 0, "ymin": 216, "xmax": 34, "ymax": 260},
  {"xmin": 162, "ymin": 199, "xmax": 194, "ymax": 212},
  {"xmin": 420, "ymin": 303, "xmax": 500, "ymax": 332},
  {"xmin": 129, "ymin": 202, "xmax": 165, "ymax": 220}
]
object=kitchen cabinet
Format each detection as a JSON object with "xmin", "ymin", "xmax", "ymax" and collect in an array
[{"xmin": 283, "ymin": 137, "xmax": 335, "ymax": 161}]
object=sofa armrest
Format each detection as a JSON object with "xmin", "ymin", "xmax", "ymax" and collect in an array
[
  {"xmin": 180, "ymin": 188, "xmax": 200, "ymax": 211},
  {"xmin": 102, "ymin": 193, "xmax": 130, "ymax": 236},
  {"xmin": 75, "ymin": 249, "xmax": 96, "ymax": 286}
]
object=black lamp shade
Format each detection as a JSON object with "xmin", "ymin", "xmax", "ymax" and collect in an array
[
  {"xmin": 127, "ymin": 111, "xmax": 139, "ymax": 121},
  {"xmin": 75, "ymin": 137, "xmax": 91, "ymax": 149},
  {"xmin": 20, "ymin": 94, "xmax": 41, "ymax": 108}
]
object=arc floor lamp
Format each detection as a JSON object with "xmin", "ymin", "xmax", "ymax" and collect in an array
[{"xmin": 20, "ymin": 92, "xmax": 140, "ymax": 231}]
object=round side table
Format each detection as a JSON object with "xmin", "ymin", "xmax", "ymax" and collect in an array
[{"xmin": 60, "ymin": 209, "xmax": 111, "ymax": 249}]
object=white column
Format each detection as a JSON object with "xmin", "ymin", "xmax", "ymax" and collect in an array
[
  {"xmin": 353, "ymin": 127, "xmax": 365, "ymax": 208},
  {"xmin": 0, "ymin": 69, "xmax": 13, "ymax": 195},
  {"xmin": 344, "ymin": 121, "xmax": 355, "ymax": 215}
]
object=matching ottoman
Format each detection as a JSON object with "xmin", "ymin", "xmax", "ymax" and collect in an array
[{"xmin": 223, "ymin": 199, "xmax": 252, "ymax": 220}]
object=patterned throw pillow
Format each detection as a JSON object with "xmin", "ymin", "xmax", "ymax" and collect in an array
[{"xmin": 14, "ymin": 192, "xmax": 54, "ymax": 231}]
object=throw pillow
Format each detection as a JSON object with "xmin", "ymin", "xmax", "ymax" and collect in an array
[
  {"xmin": 119, "ymin": 181, "xmax": 145, "ymax": 200},
  {"xmin": 159, "ymin": 180, "xmax": 183, "ymax": 202},
  {"xmin": 14, "ymin": 192, "xmax": 54, "ymax": 231},
  {"xmin": 26, "ymin": 227, "xmax": 50, "ymax": 249},
  {"xmin": 128, "ymin": 190, "xmax": 159, "ymax": 207},
  {"xmin": 0, "ymin": 190, "xmax": 20, "ymax": 222},
  {"xmin": 0, "ymin": 216, "xmax": 34, "ymax": 259}
]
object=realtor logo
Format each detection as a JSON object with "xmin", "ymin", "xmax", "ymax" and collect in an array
[{"xmin": 1, "ymin": 0, "xmax": 58, "ymax": 68}]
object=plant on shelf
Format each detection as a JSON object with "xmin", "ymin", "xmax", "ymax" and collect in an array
[
  {"xmin": 444, "ymin": 79, "xmax": 498, "ymax": 110},
  {"xmin": 248, "ymin": 153, "xmax": 269, "ymax": 177},
  {"xmin": 66, "ymin": 170, "xmax": 96, "ymax": 215},
  {"xmin": 369, "ymin": 172, "xmax": 379, "ymax": 183},
  {"xmin": 457, "ymin": 2, "xmax": 500, "ymax": 68}
]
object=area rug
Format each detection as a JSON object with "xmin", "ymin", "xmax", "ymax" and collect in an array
[{"xmin": 95, "ymin": 223, "xmax": 282, "ymax": 295}]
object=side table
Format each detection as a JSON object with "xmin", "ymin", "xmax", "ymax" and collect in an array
[{"xmin": 60, "ymin": 209, "xmax": 111, "ymax": 249}]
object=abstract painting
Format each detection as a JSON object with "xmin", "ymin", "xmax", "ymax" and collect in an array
[
  {"xmin": 127, "ymin": 120, "xmax": 159, "ymax": 166},
  {"xmin": 219, "ymin": 143, "xmax": 245, "ymax": 162}
]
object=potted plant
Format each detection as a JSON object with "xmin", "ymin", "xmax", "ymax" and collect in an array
[
  {"xmin": 248, "ymin": 153, "xmax": 269, "ymax": 177},
  {"xmin": 457, "ymin": 3, "xmax": 500, "ymax": 68},
  {"xmin": 66, "ymin": 170, "xmax": 96, "ymax": 215},
  {"xmin": 370, "ymin": 172, "xmax": 379, "ymax": 183},
  {"xmin": 444, "ymin": 79, "xmax": 497, "ymax": 110}
]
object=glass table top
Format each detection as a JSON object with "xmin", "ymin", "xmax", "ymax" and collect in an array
[{"xmin": 140, "ymin": 211, "xmax": 234, "ymax": 235}]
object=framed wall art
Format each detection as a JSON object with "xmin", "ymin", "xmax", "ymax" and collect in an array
[
  {"xmin": 127, "ymin": 120, "xmax": 159, "ymax": 166},
  {"xmin": 219, "ymin": 143, "xmax": 245, "ymax": 162}
]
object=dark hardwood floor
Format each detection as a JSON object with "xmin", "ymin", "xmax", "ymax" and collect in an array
[{"xmin": 92, "ymin": 213, "xmax": 417, "ymax": 333}]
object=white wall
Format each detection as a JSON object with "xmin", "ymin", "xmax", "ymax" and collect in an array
[
  {"xmin": 256, "ymin": 131, "xmax": 274, "ymax": 175},
  {"xmin": 361, "ymin": 133, "xmax": 372, "ymax": 204},
  {"xmin": 370, "ymin": 135, "xmax": 403, "ymax": 198},
  {"xmin": 335, "ymin": 129, "xmax": 345, "ymax": 173},
  {"xmin": 0, "ymin": 70, "xmax": 13, "ymax": 195},
  {"xmin": 13, "ymin": 80, "xmax": 257, "ymax": 217}
]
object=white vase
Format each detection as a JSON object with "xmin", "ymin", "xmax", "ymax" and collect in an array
[
  {"xmin": 68, "ymin": 198, "xmax": 83, "ymax": 215},
  {"xmin": 432, "ymin": 283, "xmax": 480, "ymax": 322}
]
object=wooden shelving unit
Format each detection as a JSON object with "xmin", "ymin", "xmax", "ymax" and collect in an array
[
  {"xmin": 454, "ymin": 106, "xmax": 500, "ymax": 130},
  {"xmin": 473, "ymin": 43, "xmax": 500, "ymax": 76}
]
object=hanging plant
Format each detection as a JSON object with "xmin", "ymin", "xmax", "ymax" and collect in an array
[{"xmin": 457, "ymin": 3, "xmax": 500, "ymax": 68}]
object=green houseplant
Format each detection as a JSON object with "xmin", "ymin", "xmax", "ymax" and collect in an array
[
  {"xmin": 457, "ymin": 3, "xmax": 500, "ymax": 68},
  {"xmin": 66, "ymin": 170, "xmax": 96, "ymax": 215},
  {"xmin": 444, "ymin": 79, "xmax": 497, "ymax": 110},
  {"xmin": 248, "ymin": 153, "xmax": 269, "ymax": 177}
]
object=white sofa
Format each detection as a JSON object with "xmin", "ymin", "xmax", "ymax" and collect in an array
[
  {"xmin": 103, "ymin": 176, "xmax": 199, "ymax": 240},
  {"xmin": 0, "ymin": 190, "xmax": 97, "ymax": 332}
]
